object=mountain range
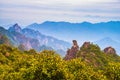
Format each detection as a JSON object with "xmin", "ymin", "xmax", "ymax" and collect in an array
[
  {"xmin": 0, "ymin": 21, "xmax": 120, "ymax": 55},
  {"xmin": 0, "ymin": 24, "xmax": 71, "ymax": 56},
  {"xmin": 27, "ymin": 21, "xmax": 120, "ymax": 55},
  {"xmin": 27, "ymin": 21, "xmax": 120, "ymax": 44}
]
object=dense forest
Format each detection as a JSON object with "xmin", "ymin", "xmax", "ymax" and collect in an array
[{"xmin": 0, "ymin": 42, "xmax": 120, "ymax": 80}]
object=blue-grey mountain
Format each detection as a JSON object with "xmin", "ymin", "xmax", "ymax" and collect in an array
[
  {"xmin": 94, "ymin": 37, "xmax": 120, "ymax": 55},
  {"xmin": 0, "ymin": 24, "xmax": 71, "ymax": 56},
  {"xmin": 27, "ymin": 21, "xmax": 120, "ymax": 55},
  {"xmin": 27, "ymin": 21, "xmax": 120, "ymax": 44}
]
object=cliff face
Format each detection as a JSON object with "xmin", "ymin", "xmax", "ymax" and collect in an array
[
  {"xmin": 64, "ymin": 40, "xmax": 79, "ymax": 60},
  {"xmin": 64, "ymin": 40, "xmax": 91, "ymax": 60}
]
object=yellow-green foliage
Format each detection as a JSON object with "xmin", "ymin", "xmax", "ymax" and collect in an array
[
  {"xmin": 105, "ymin": 62, "xmax": 120, "ymax": 80},
  {"xmin": 77, "ymin": 43, "xmax": 120, "ymax": 69},
  {"xmin": 0, "ymin": 44, "xmax": 120, "ymax": 80}
]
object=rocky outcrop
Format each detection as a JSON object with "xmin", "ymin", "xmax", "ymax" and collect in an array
[
  {"xmin": 64, "ymin": 40, "xmax": 79, "ymax": 60},
  {"xmin": 82, "ymin": 42, "xmax": 90, "ymax": 48},
  {"xmin": 104, "ymin": 46, "xmax": 116, "ymax": 54}
]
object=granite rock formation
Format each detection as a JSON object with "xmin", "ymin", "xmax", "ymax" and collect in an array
[
  {"xmin": 64, "ymin": 40, "xmax": 79, "ymax": 60},
  {"xmin": 104, "ymin": 46, "xmax": 116, "ymax": 54}
]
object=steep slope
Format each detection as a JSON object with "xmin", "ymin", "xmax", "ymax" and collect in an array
[
  {"xmin": 0, "ymin": 26, "xmax": 16, "ymax": 45},
  {"xmin": 0, "ymin": 24, "xmax": 71, "ymax": 56},
  {"xmin": 11, "ymin": 31, "xmax": 40, "ymax": 50},
  {"xmin": 22, "ymin": 28, "xmax": 71, "ymax": 50},
  {"xmin": 0, "ymin": 26, "xmax": 41, "ymax": 50},
  {"xmin": 0, "ymin": 34, "xmax": 11, "ymax": 46}
]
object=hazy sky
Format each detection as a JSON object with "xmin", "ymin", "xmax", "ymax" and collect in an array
[{"xmin": 0, "ymin": 0, "xmax": 120, "ymax": 26}]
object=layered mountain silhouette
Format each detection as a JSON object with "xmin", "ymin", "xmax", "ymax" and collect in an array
[
  {"xmin": 1, "ymin": 21, "xmax": 120, "ymax": 55},
  {"xmin": 27, "ymin": 21, "xmax": 120, "ymax": 44},
  {"xmin": 27, "ymin": 21, "xmax": 120, "ymax": 55},
  {"xmin": 0, "ymin": 24, "xmax": 71, "ymax": 56}
]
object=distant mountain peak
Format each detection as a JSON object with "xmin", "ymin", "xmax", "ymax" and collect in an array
[
  {"xmin": 27, "ymin": 23, "xmax": 39, "ymax": 28},
  {"xmin": 30, "ymin": 23, "xmax": 39, "ymax": 26},
  {"xmin": 103, "ymin": 37, "xmax": 112, "ymax": 39},
  {"xmin": 81, "ymin": 21, "xmax": 92, "ymax": 25},
  {"xmin": 14, "ymin": 23, "xmax": 19, "ymax": 27},
  {"xmin": 97, "ymin": 37, "xmax": 116, "ymax": 43},
  {"xmin": 22, "ymin": 28, "xmax": 42, "ymax": 36},
  {"xmin": 41, "ymin": 21, "xmax": 72, "ymax": 25},
  {"xmin": 13, "ymin": 23, "xmax": 21, "ymax": 29},
  {"xmin": 9, "ymin": 23, "xmax": 22, "ymax": 33}
]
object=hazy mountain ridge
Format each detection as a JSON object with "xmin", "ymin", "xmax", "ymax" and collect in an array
[
  {"xmin": 27, "ymin": 21, "xmax": 120, "ymax": 55},
  {"xmin": 94, "ymin": 37, "xmax": 120, "ymax": 55},
  {"xmin": 1, "ymin": 21, "xmax": 120, "ymax": 55},
  {"xmin": 0, "ymin": 25, "xmax": 41, "ymax": 51},
  {"xmin": 22, "ymin": 28, "xmax": 71, "ymax": 50},
  {"xmin": 0, "ymin": 24, "xmax": 71, "ymax": 56},
  {"xmin": 27, "ymin": 21, "xmax": 120, "ymax": 43}
]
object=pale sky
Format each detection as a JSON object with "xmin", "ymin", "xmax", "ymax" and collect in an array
[{"xmin": 0, "ymin": 0, "xmax": 120, "ymax": 26}]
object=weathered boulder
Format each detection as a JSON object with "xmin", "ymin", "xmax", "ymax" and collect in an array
[{"xmin": 104, "ymin": 46, "xmax": 116, "ymax": 54}]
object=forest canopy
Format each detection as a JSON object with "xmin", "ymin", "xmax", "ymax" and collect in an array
[{"xmin": 0, "ymin": 44, "xmax": 120, "ymax": 80}]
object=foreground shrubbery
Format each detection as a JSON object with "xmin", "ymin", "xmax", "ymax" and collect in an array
[{"xmin": 0, "ymin": 44, "xmax": 120, "ymax": 80}]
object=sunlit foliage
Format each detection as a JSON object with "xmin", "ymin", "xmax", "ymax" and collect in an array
[{"xmin": 0, "ymin": 44, "xmax": 120, "ymax": 80}]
